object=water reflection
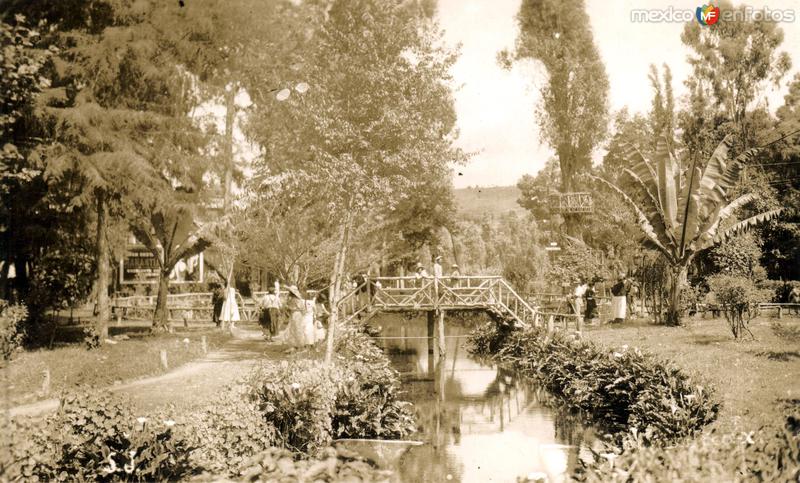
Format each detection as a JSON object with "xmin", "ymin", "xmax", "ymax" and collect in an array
[{"xmin": 371, "ymin": 315, "xmax": 595, "ymax": 483}]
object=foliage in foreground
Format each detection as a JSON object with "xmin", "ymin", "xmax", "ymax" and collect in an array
[
  {"xmin": 1, "ymin": 324, "xmax": 414, "ymax": 481},
  {"xmin": 247, "ymin": 326, "xmax": 416, "ymax": 455},
  {"xmin": 581, "ymin": 407, "xmax": 800, "ymax": 482},
  {"xmin": 468, "ymin": 323, "xmax": 719, "ymax": 443},
  {"xmin": 1, "ymin": 393, "xmax": 194, "ymax": 482}
]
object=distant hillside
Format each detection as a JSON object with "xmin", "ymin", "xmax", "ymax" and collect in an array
[{"xmin": 453, "ymin": 186, "xmax": 525, "ymax": 218}]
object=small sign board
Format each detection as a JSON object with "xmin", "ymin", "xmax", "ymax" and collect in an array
[{"xmin": 120, "ymin": 244, "xmax": 204, "ymax": 285}]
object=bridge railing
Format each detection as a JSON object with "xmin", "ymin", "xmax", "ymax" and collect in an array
[{"xmin": 336, "ymin": 276, "xmax": 541, "ymax": 327}]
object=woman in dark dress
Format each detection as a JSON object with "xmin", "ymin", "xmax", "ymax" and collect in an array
[{"xmin": 584, "ymin": 280, "xmax": 598, "ymax": 323}]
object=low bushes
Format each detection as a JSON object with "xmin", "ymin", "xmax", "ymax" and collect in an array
[
  {"xmin": 468, "ymin": 323, "xmax": 719, "ymax": 443},
  {"xmin": 581, "ymin": 407, "xmax": 800, "ymax": 482},
  {"xmin": 1, "ymin": 392, "xmax": 194, "ymax": 482},
  {"xmin": 178, "ymin": 383, "xmax": 277, "ymax": 474},
  {"xmin": 1, "ymin": 323, "xmax": 413, "ymax": 480},
  {"xmin": 247, "ymin": 325, "xmax": 415, "ymax": 455}
]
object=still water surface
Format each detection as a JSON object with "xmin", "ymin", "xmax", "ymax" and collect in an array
[{"xmin": 369, "ymin": 315, "xmax": 596, "ymax": 483}]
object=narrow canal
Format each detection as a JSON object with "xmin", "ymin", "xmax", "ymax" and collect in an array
[{"xmin": 368, "ymin": 314, "xmax": 597, "ymax": 483}]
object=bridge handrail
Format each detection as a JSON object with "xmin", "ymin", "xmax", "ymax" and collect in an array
[
  {"xmin": 497, "ymin": 279, "xmax": 539, "ymax": 315},
  {"xmin": 370, "ymin": 275, "xmax": 503, "ymax": 281}
]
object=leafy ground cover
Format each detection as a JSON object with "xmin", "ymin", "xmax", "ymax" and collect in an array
[
  {"xmin": 584, "ymin": 316, "xmax": 800, "ymax": 433},
  {"xmin": 1, "ymin": 328, "xmax": 230, "ymax": 408},
  {"xmin": 470, "ymin": 315, "xmax": 800, "ymax": 481},
  {"xmin": 468, "ymin": 322, "xmax": 719, "ymax": 444},
  {"xmin": 1, "ymin": 323, "xmax": 414, "ymax": 481}
]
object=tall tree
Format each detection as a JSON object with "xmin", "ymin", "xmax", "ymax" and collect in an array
[
  {"xmin": 0, "ymin": 16, "xmax": 54, "ymax": 304},
  {"xmin": 247, "ymin": 0, "xmax": 465, "ymax": 365},
  {"xmin": 681, "ymin": 0, "xmax": 791, "ymax": 155},
  {"xmin": 501, "ymin": 0, "xmax": 609, "ymax": 236},
  {"xmin": 10, "ymin": 0, "xmax": 236, "ymax": 332}
]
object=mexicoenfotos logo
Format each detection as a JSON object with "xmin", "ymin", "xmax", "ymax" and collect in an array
[
  {"xmin": 696, "ymin": 3, "xmax": 720, "ymax": 25},
  {"xmin": 631, "ymin": 5, "xmax": 795, "ymax": 23}
]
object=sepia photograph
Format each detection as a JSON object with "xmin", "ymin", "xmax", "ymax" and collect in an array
[{"xmin": 1, "ymin": 0, "xmax": 799, "ymax": 481}]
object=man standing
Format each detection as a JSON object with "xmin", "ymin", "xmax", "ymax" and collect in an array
[{"xmin": 261, "ymin": 282, "xmax": 282, "ymax": 340}]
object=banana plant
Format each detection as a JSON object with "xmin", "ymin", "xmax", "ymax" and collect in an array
[{"xmin": 592, "ymin": 135, "xmax": 782, "ymax": 325}]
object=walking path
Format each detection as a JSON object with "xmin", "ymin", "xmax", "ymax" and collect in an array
[{"xmin": 6, "ymin": 325, "xmax": 280, "ymax": 418}]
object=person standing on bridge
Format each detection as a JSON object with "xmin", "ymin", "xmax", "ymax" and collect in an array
[
  {"xmin": 433, "ymin": 256, "xmax": 443, "ymax": 279},
  {"xmin": 450, "ymin": 264, "xmax": 461, "ymax": 288},
  {"xmin": 415, "ymin": 263, "xmax": 430, "ymax": 281}
]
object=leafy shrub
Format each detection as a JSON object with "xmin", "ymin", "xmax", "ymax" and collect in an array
[
  {"xmin": 248, "ymin": 359, "xmax": 340, "ymax": 454},
  {"xmin": 178, "ymin": 383, "xmax": 276, "ymax": 474},
  {"xmin": 0, "ymin": 300, "xmax": 26, "ymax": 360},
  {"xmin": 756, "ymin": 279, "xmax": 800, "ymax": 303},
  {"xmin": 468, "ymin": 324, "xmax": 719, "ymax": 443},
  {"xmin": 0, "ymin": 391, "xmax": 194, "ymax": 482},
  {"xmin": 247, "ymin": 325, "xmax": 415, "ymax": 456},
  {"xmin": 580, "ymin": 407, "xmax": 800, "ymax": 482},
  {"xmin": 707, "ymin": 274, "xmax": 773, "ymax": 339},
  {"xmin": 331, "ymin": 326, "xmax": 415, "ymax": 440}
]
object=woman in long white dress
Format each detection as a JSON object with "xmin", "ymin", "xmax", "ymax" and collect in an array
[{"xmin": 280, "ymin": 286, "xmax": 317, "ymax": 348}]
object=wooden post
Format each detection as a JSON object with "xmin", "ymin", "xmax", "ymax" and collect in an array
[
  {"xmin": 160, "ymin": 349, "xmax": 168, "ymax": 370},
  {"xmin": 778, "ymin": 306, "xmax": 783, "ymax": 319},
  {"xmin": 547, "ymin": 315, "xmax": 555, "ymax": 335},
  {"xmin": 426, "ymin": 311, "xmax": 435, "ymax": 377},
  {"xmin": 201, "ymin": 335, "xmax": 208, "ymax": 354},
  {"xmin": 576, "ymin": 315, "xmax": 583, "ymax": 339},
  {"xmin": 438, "ymin": 310, "xmax": 446, "ymax": 359},
  {"xmin": 41, "ymin": 369, "xmax": 50, "ymax": 396},
  {"xmin": 427, "ymin": 310, "xmax": 439, "ymax": 367}
]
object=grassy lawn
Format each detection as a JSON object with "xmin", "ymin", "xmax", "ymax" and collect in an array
[
  {"xmin": 584, "ymin": 315, "xmax": 800, "ymax": 433},
  {"xmin": 1, "ymin": 325, "xmax": 231, "ymax": 408}
]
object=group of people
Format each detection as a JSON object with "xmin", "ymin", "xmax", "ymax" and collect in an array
[
  {"xmin": 572, "ymin": 273, "xmax": 634, "ymax": 324},
  {"xmin": 414, "ymin": 255, "xmax": 460, "ymax": 281},
  {"xmin": 257, "ymin": 282, "xmax": 328, "ymax": 350}
]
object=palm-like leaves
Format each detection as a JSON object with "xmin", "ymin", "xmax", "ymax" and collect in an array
[{"xmin": 593, "ymin": 135, "xmax": 782, "ymax": 265}]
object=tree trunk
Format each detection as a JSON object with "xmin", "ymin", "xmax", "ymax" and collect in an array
[
  {"xmin": 324, "ymin": 209, "xmax": 354, "ymax": 367},
  {"xmin": 95, "ymin": 195, "xmax": 110, "ymax": 342},
  {"xmin": 665, "ymin": 265, "xmax": 687, "ymax": 326},
  {"xmin": 222, "ymin": 86, "xmax": 235, "ymax": 214},
  {"xmin": 153, "ymin": 271, "xmax": 171, "ymax": 332}
]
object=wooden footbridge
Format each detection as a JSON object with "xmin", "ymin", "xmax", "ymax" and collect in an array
[
  {"xmin": 109, "ymin": 276, "xmax": 545, "ymax": 331},
  {"xmin": 335, "ymin": 276, "xmax": 542, "ymax": 328}
]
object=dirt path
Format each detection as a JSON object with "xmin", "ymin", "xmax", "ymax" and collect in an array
[{"xmin": 6, "ymin": 325, "xmax": 282, "ymax": 418}]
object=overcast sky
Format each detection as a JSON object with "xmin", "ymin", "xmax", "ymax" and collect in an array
[{"xmin": 437, "ymin": 0, "xmax": 800, "ymax": 189}]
